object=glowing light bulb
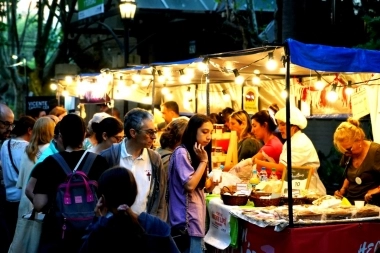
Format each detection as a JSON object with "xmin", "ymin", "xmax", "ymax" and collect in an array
[
  {"xmin": 281, "ymin": 90, "xmax": 288, "ymax": 99},
  {"xmin": 345, "ymin": 87, "xmax": 354, "ymax": 96},
  {"xmin": 62, "ymin": 89, "xmax": 69, "ymax": 97},
  {"xmin": 266, "ymin": 52, "xmax": 277, "ymax": 71},
  {"xmin": 345, "ymin": 81, "xmax": 354, "ymax": 96},
  {"xmin": 132, "ymin": 72, "xmax": 142, "ymax": 83},
  {"xmin": 252, "ymin": 75, "xmax": 260, "ymax": 85},
  {"xmin": 158, "ymin": 75, "xmax": 166, "ymax": 83},
  {"xmin": 65, "ymin": 76, "xmax": 73, "ymax": 84},
  {"xmin": 180, "ymin": 75, "xmax": 190, "ymax": 84},
  {"xmin": 223, "ymin": 93, "xmax": 230, "ymax": 102},
  {"xmin": 315, "ymin": 80, "xmax": 324, "ymax": 90},
  {"xmin": 50, "ymin": 83, "xmax": 57, "ymax": 91},
  {"xmin": 161, "ymin": 86, "xmax": 169, "ymax": 95},
  {"xmin": 327, "ymin": 90, "xmax": 338, "ymax": 102},
  {"xmin": 197, "ymin": 62, "xmax": 207, "ymax": 72},
  {"xmin": 315, "ymin": 75, "xmax": 324, "ymax": 90},
  {"xmin": 235, "ymin": 75, "xmax": 244, "ymax": 85}
]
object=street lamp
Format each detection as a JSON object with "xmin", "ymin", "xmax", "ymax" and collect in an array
[
  {"xmin": 11, "ymin": 54, "xmax": 28, "ymax": 96},
  {"xmin": 119, "ymin": 0, "xmax": 136, "ymax": 67}
]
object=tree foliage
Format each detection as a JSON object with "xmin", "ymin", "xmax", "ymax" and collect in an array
[
  {"xmin": 356, "ymin": 16, "xmax": 380, "ymax": 50},
  {"xmin": 0, "ymin": 0, "xmax": 76, "ymax": 117}
]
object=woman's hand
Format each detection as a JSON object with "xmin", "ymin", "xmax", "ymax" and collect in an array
[
  {"xmin": 205, "ymin": 177, "xmax": 220, "ymax": 193},
  {"xmin": 94, "ymin": 196, "xmax": 107, "ymax": 217},
  {"xmin": 334, "ymin": 189, "xmax": 345, "ymax": 199},
  {"xmin": 365, "ymin": 187, "xmax": 380, "ymax": 202},
  {"xmin": 193, "ymin": 142, "xmax": 208, "ymax": 162}
]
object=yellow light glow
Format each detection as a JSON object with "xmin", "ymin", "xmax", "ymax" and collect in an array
[
  {"xmin": 252, "ymin": 75, "xmax": 260, "ymax": 85},
  {"xmin": 327, "ymin": 90, "xmax": 338, "ymax": 102},
  {"xmin": 197, "ymin": 62, "xmax": 207, "ymax": 72},
  {"xmin": 266, "ymin": 59, "xmax": 277, "ymax": 71},
  {"xmin": 281, "ymin": 90, "xmax": 288, "ymax": 99},
  {"xmin": 345, "ymin": 87, "xmax": 354, "ymax": 96},
  {"xmin": 180, "ymin": 75, "xmax": 190, "ymax": 84},
  {"xmin": 65, "ymin": 76, "xmax": 73, "ymax": 84},
  {"xmin": 132, "ymin": 72, "xmax": 142, "ymax": 83},
  {"xmin": 50, "ymin": 83, "xmax": 57, "ymax": 91},
  {"xmin": 223, "ymin": 93, "xmax": 230, "ymax": 102},
  {"xmin": 235, "ymin": 75, "xmax": 244, "ymax": 85},
  {"xmin": 62, "ymin": 89, "xmax": 69, "ymax": 97},
  {"xmin": 315, "ymin": 80, "xmax": 324, "ymax": 90},
  {"xmin": 158, "ymin": 75, "xmax": 166, "ymax": 83},
  {"xmin": 161, "ymin": 86, "xmax": 169, "ymax": 95}
]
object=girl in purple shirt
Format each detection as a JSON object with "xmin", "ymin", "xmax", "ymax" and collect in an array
[{"xmin": 168, "ymin": 114, "xmax": 218, "ymax": 253}]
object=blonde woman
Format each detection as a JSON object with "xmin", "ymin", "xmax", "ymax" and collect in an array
[
  {"xmin": 9, "ymin": 116, "xmax": 55, "ymax": 253},
  {"xmin": 224, "ymin": 110, "xmax": 262, "ymax": 179},
  {"xmin": 333, "ymin": 117, "xmax": 380, "ymax": 205}
]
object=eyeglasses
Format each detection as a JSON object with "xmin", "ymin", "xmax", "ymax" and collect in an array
[
  {"xmin": 112, "ymin": 135, "xmax": 124, "ymax": 143},
  {"xmin": 139, "ymin": 129, "xmax": 158, "ymax": 138},
  {"xmin": 0, "ymin": 119, "xmax": 15, "ymax": 130}
]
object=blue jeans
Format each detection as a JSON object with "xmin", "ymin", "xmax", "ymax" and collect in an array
[{"xmin": 184, "ymin": 236, "xmax": 204, "ymax": 253}]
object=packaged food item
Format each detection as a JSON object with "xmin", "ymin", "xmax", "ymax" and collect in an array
[
  {"xmin": 323, "ymin": 207, "xmax": 353, "ymax": 220},
  {"xmin": 353, "ymin": 205, "xmax": 380, "ymax": 218}
]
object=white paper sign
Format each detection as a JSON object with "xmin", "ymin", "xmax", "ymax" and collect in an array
[
  {"xmin": 236, "ymin": 183, "xmax": 248, "ymax": 191},
  {"xmin": 204, "ymin": 198, "xmax": 233, "ymax": 250},
  {"xmin": 351, "ymin": 88, "xmax": 370, "ymax": 119}
]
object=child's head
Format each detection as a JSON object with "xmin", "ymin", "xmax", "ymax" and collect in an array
[
  {"xmin": 98, "ymin": 167, "xmax": 137, "ymax": 209},
  {"xmin": 181, "ymin": 114, "xmax": 213, "ymax": 148}
]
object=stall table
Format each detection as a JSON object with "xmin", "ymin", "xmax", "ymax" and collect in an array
[{"xmin": 206, "ymin": 196, "xmax": 380, "ymax": 253}]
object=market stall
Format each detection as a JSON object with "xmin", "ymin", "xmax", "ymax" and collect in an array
[
  {"xmin": 203, "ymin": 39, "xmax": 380, "ymax": 252},
  {"xmin": 49, "ymin": 39, "xmax": 380, "ymax": 252}
]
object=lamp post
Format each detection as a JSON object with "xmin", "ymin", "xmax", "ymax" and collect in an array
[
  {"xmin": 12, "ymin": 54, "xmax": 28, "ymax": 96},
  {"xmin": 23, "ymin": 57, "xmax": 28, "ymax": 96},
  {"xmin": 119, "ymin": 0, "xmax": 136, "ymax": 67}
]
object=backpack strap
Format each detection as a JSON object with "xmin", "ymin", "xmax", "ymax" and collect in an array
[
  {"xmin": 52, "ymin": 150, "xmax": 96, "ymax": 176},
  {"xmin": 7, "ymin": 140, "xmax": 19, "ymax": 174},
  {"xmin": 80, "ymin": 152, "xmax": 97, "ymax": 175},
  {"xmin": 52, "ymin": 153, "xmax": 72, "ymax": 176}
]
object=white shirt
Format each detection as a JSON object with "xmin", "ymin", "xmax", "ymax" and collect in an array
[
  {"xmin": 280, "ymin": 131, "xmax": 326, "ymax": 195},
  {"xmin": 119, "ymin": 140, "xmax": 152, "ymax": 215},
  {"xmin": 0, "ymin": 139, "xmax": 28, "ymax": 201}
]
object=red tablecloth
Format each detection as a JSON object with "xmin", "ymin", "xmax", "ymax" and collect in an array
[{"xmin": 240, "ymin": 221, "xmax": 380, "ymax": 253}]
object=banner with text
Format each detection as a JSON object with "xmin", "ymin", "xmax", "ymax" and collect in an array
[{"xmin": 78, "ymin": 0, "xmax": 104, "ymax": 20}]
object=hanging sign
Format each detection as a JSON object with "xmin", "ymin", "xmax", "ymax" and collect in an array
[
  {"xmin": 78, "ymin": 0, "xmax": 104, "ymax": 20},
  {"xmin": 25, "ymin": 96, "xmax": 64, "ymax": 115},
  {"xmin": 243, "ymin": 87, "xmax": 258, "ymax": 114},
  {"xmin": 351, "ymin": 88, "xmax": 369, "ymax": 119}
]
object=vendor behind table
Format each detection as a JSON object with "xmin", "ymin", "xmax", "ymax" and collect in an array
[
  {"xmin": 333, "ymin": 117, "xmax": 380, "ymax": 205},
  {"xmin": 231, "ymin": 105, "xmax": 326, "ymax": 195}
]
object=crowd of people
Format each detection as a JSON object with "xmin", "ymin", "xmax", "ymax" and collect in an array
[{"xmin": 0, "ymin": 100, "xmax": 379, "ymax": 253}]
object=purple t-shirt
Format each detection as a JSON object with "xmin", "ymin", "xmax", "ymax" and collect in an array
[{"xmin": 168, "ymin": 147, "xmax": 206, "ymax": 237}]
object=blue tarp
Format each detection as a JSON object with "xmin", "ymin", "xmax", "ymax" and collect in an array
[{"xmin": 287, "ymin": 39, "xmax": 380, "ymax": 73}]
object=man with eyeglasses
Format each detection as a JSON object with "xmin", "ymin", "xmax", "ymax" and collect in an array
[
  {"xmin": 100, "ymin": 108, "xmax": 167, "ymax": 222},
  {"xmin": 0, "ymin": 104, "xmax": 15, "ymax": 144},
  {"xmin": 0, "ymin": 103, "xmax": 14, "ymax": 251}
]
